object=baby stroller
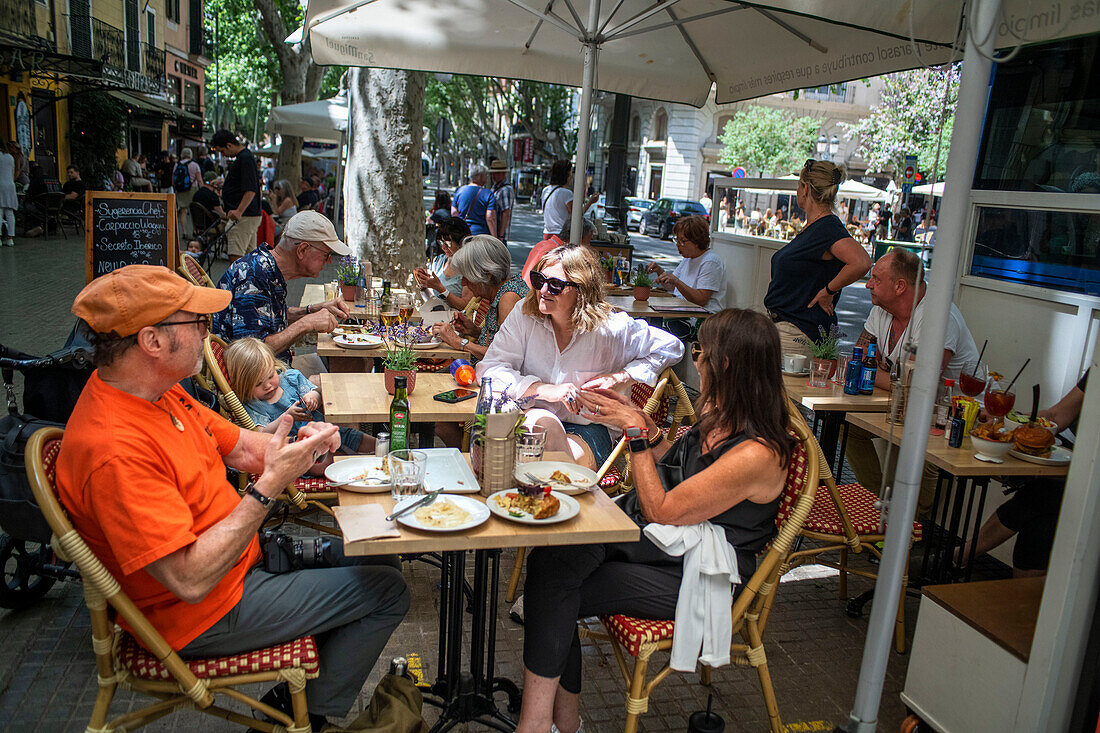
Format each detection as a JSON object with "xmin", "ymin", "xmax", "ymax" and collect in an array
[
  {"xmin": 189, "ymin": 202, "xmax": 231, "ymax": 270},
  {"xmin": 0, "ymin": 322, "xmax": 94, "ymax": 609}
]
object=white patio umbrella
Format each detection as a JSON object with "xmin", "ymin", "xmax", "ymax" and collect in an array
[
  {"xmin": 838, "ymin": 179, "xmax": 891, "ymax": 202},
  {"xmin": 911, "ymin": 180, "xmax": 946, "ymax": 196},
  {"xmin": 267, "ymin": 96, "xmax": 349, "ymax": 223}
]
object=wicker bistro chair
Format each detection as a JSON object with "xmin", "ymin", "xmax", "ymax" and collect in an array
[
  {"xmin": 785, "ymin": 433, "xmax": 922, "ymax": 654},
  {"xmin": 178, "ymin": 251, "xmax": 216, "ymax": 288},
  {"xmin": 577, "ymin": 407, "xmax": 819, "ymax": 733},
  {"xmin": 202, "ymin": 335, "xmax": 340, "ymax": 535},
  {"xmin": 24, "ymin": 427, "xmax": 321, "ymax": 733}
]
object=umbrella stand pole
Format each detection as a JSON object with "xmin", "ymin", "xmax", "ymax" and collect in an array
[
  {"xmin": 334, "ymin": 130, "xmax": 345, "ymax": 233},
  {"xmin": 569, "ymin": 0, "xmax": 601, "ymax": 245},
  {"xmin": 838, "ymin": 1, "xmax": 1001, "ymax": 731}
]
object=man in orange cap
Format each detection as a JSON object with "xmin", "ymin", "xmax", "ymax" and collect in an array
[{"xmin": 55, "ymin": 265, "xmax": 409, "ymax": 729}]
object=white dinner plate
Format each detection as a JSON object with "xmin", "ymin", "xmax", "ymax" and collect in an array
[
  {"xmin": 486, "ymin": 490, "xmax": 581, "ymax": 525},
  {"xmin": 324, "ymin": 456, "xmax": 391, "ymax": 493},
  {"xmin": 410, "ymin": 338, "xmax": 443, "ymax": 350},
  {"xmin": 514, "ymin": 461, "xmax": 597, "ymax": 495},
  {"xmin": 394, "ymin": 494, "xmax": 490, "ymax": 532},
  {"xmin": 1008, "ymin": 446, "xmax": 1072, "ymax": 466},
  {"xmin": 333, "ymin": 333, "xmax": 384, "ymax": 349}
]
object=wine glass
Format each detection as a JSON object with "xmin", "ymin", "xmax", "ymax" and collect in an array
[
  {"xmin": 959, "ymin": 363, "xmax": 988, "ymax": 398},
  {"xmin": 984, "ymin": 377, "xmax": 1016, "ymax": 420}
]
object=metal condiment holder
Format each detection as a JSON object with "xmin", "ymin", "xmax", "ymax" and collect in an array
[{"xmin": 470, "ymin": 429, "xmax": 517, "ymax": 497}]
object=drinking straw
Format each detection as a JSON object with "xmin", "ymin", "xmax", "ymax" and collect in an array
[
  {"xmin": 1004, "ymin": 358, "xmax": 1031, "ymax": 392},
  {"xmin": 973, "ymin": 339, "xmax": 988, "ymax": 372}
]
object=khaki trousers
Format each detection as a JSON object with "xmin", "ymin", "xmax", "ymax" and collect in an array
[{"xmin": 775, "ymin": 320, "xmax": 814, "ymax": 360}]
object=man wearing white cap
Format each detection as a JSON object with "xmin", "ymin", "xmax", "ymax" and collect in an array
[{"xmin": 214, "ymin": 210, "xmax": 351, "ymax": 363}]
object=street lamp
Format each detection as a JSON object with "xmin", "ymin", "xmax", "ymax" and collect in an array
[
  {"xmin": 829, "ymin": 135, "xmax": 840, "ymax": 158},
  {"xmin": 816, "ymin": 134, "xmax": 827, "ymax": 158}
]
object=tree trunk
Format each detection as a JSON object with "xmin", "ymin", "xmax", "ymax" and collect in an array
[{"xmin": 346, "ymin": 68, "xmax": 426, "ymax": 282}]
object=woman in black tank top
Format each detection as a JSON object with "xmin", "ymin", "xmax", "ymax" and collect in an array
[{"xmin": 517, "ymin": 309, "xmax": 795, "ymax": 733}]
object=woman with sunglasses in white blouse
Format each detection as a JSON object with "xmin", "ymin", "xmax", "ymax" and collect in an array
[{"xmin": 476, "ymin": 245, "xmax": 683, "ymax": 469}]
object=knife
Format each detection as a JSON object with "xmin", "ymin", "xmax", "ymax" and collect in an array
[{"xmin": 386, "ymin": 490, "xmax": 441, "ymax": 522}]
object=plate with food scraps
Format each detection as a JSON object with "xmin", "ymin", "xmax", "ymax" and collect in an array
[
  {"xmin": 333, "ymin": 333, "xmax": 384, "ymax": 349},
  {"xmin": 1007, "ymin": 446, "xmax": 1073, "ymax": 466},
  {"xmin": 421, "ymin": 448, "xmax": 481, "ymax": 493},
  {"xmin": 487, "ymin": 489, "xmax": 580, "ymax": 525},
  {"xmin": 333, "ymin": 324, "xmax": 372, "ymax": 336},
  {"xmin": 394, "ymin": 494, "xmax": 489, "ymax": 532},
  {"xmin": 325, "ymin": 456, "xmax": 391, "ymax": 493},
  {"xmin": 410, "ymin": 338, "xmax": 444, "ymax": 350},
  {"xmin": 513, "ymin": 461, "xmax": 597, "ymax": 495}
]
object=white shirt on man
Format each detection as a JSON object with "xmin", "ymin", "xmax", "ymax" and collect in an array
[
  {"xmin": 864, "ymin": 298, "xmax": 980, "ymax": 380},
  {"xmin": 671, "ymin": 250, "xmax": 726, "ymax": 312},
  {"xmin": 476, "ymin": 309, "xmax": 684, "ymax": 424}
]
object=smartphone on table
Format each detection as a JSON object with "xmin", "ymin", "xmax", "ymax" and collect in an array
[{"xmin": 433, "ymin": 388, "xmax": 478, "ymax": 403}]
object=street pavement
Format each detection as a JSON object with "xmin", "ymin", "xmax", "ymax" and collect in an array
[{"xmin": 0, "ymin": 205, "xmax": 913, "ymax": 733}]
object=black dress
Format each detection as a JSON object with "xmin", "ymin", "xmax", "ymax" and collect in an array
[{"xmin": 764, "ymin": 213, "xmax": 848, "ymax": 341}]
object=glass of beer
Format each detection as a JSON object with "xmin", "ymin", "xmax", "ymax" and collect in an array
[
  {"xmin": 615, "ymin": 255, "xmax": 630, "ymax": 286},
  {"xmin": 398, "ymin": 293, "xmax": 415, "ymax": 326}
]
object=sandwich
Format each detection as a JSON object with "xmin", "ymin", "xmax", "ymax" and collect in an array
[{"xmin": 1012, "ymin": 424, "xmax": 1055, "ymax": 458}]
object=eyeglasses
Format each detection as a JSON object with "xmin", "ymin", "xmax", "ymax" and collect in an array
[
  {"xmin": 691, "ymin": 342, "xmax": 704, "ymax": 362},
  {"xmin": 156, "ymin": 314, "xmax": 212, "ymax": 333},
  {"xmin": 530, "ymin": 271, "xmax": 580, "ymax": 296},
  {"xmin": 307, "ymin": 243, "xmax": 333, "ymax": 262}
]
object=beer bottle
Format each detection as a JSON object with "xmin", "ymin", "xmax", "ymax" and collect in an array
[
  {"xmin": 390, "ymin": 376, "xmax": 410, "ymax": 451},
  {"xmin": 859, "ymin": 340, "xmax": 877, "ymax": 395},
  {"xmin": 844, "ymin": 346, "xmax": 863, "ymax": 395},
  {"xmin": 381, "ymin": 280, "xmax": 392, "ymax": 300}
]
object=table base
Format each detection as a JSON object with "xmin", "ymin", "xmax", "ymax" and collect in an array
[{"xmin": 422, "ymin": 549, "xmax": 521, "ymax": 732}]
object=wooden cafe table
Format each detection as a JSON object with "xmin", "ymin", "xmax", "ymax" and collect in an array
[
  {"xmin": 316, "ymin": 333, "xmax": 469, "ymax": 373},
  {"xmin": 782, "ymin": 372, "xmax": 891, "ymax": 475},
  {"xmin": 605, "ymin": 293, "xmax": 710, "ymax": 319},
  {"xmin": 300, "ymin": 283, "xmax": 422, "ymax": 323},
  {"xmin": 337, "ymin": 452, "xmax": 640, "ymax": 731},
  {"xmin": 845, "ymin": 412, "xmax": 1069, "ymax": 585}
]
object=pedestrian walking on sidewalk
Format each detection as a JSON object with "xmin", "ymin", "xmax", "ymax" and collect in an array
[{"xmin": 0, "ymin": 142, "xmax": 16, "ymax": 246}]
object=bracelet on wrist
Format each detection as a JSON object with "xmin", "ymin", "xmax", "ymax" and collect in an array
[
  {"xmin": 824, "ymin": 282, "xmax": 839, "ymax": 295},
  {"xmin": 649, "ymin": 431, "xmax": 664, "ymax": 447}
]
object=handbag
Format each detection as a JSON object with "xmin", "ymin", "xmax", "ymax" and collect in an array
[
  {"xmin": 324, "ymin": 673, "xmax": 426, "ymax": 733},
  {"xmin": 0, "ymin": 413, "xmax": 62, "ymax": 543}
]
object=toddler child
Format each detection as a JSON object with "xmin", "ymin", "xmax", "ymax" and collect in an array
[{"xmin": 224, "ymin": 337, "xmax": 374, "ymax": 473}]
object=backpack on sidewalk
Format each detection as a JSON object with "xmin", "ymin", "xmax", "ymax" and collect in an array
[{"xmin": 173, "ymin": 162, "xmax": 192, "ymax": 192}]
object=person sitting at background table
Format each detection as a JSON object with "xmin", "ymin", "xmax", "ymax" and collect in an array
[
  {"xmin": 476, "ymin": 245, "xmax": 683, "ymax": 469},
  {"xmin": 514, "ymin": 308, "xmax": 791, "ymax": 733},
  {"xmin": 763, "ymin": 159, "xmax": 872, "ymax": 359},
  {"xmin": 430, "ymin": 235, "xmax": 528, "ymax": 360},
  {"xmin": 844, "ymin": 249, "xmax": 979, "ymax": 518},
  {"xmin": 646, "ymin": 214, "xmax": 726, "ymax": 311},
  {"xmin": 266, "ymin": 179, "xmax": 298, "ymax": 225},
  {"xmin": 521, "ymin": 216, "xmax": 592, "ymax": 288},
  {"xmin": 413, "ymin": 216, "xmax": 473, "ymax": 311}
]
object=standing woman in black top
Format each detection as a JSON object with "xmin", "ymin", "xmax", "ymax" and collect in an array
[{"xmin": 763, "ymin": 159, "xmax": 872, "ymax": 358}]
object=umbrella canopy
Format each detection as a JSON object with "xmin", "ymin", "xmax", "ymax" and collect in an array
[
  {"xmin": 838, "ymin": 179, "xmax": 891, "ymax": 202},
  {"xmin": 911, "ymin": 181, "xmax": 946, "ymax": 196},
  {"xmin": 266, "ymin": 97, "xmax": 348, "ymax": 143}
]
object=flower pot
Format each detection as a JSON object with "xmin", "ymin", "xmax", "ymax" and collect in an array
[
  {"xmin": 384, "ymin": 369, "xmax": 417, "ymax": 395},
  {"xmin": 339, "ymin": 283, "xmax": 357, "ymax": 301},
  {"xmin": 603, "ymin": 269, "xmax": 613, "ymax": 284},
  {"xmin": 633, "ymin": 286, "xmax": 651, "ymax": 301}
]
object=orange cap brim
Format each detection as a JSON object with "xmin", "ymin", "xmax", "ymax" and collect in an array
[{"xmin": 182, "ymin": 286, "xmax": 232, "ymax": 315}]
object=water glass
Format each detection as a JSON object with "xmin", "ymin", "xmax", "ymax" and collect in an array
[
  {"xmin": 809, "ymin": 359, "xmax": 832, "ymax": 388},
  {"xmin": 834, "ymin": 350, "xmax": 852, "ymax": 384},
  {"xmin": 389, "ymin": 449, "xmax": 427, "ymax": 501},
  {"xmin": 516, "ymin": 426, "xmax": 547, "ymax": 463},
  {"xmin": 354, "ymin": 284, "xmax": 368, "ymax": 309},
  {"xmin": 323, "ymin": 281, "xmax": 338, "ymax": 301}
]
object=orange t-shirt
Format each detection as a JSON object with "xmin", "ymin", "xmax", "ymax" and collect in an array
[
  {"xmin": 522, "ymin": 235, "xmax": 564, "ymax": 288},
  {"xmin": 56, "ymin": 372, "xmax": 258, "ymax": 650}
]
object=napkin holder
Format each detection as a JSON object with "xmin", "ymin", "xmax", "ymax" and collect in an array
[{"xmin": 471, "ymin": 412, "xmax": 518, "ymax": 497}]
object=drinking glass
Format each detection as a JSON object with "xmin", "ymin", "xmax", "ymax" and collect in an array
[
  {"xmin": 959, "ymin": 363, "xmax": 988, "ymax": 398},
  {"xmin": 809, "ymin": 359, "xmax": 832, "ymax": 388},
  {"xmin": 389, "ymin": 449, "xmax": 427, "ymax": 501},
  {"xmin": 834, "ymin": 350, "xmax": 852, "ymax": 385},
  {"xmin": 516, "ymin": 426, "xmax": 548, "ymax": 463},
  {"xmin": 380, "ymin": 299, "xmax": 399, "ymax": 333},
  {"xmin": 323, "ymin": 281, "xmax": 338, "ymax": 302},
  {"xmin": 615, "ymin": 255, "xmax": 630, "ymax": 286},
  {"xmin": 984, "ymin": 378, "xmax": 1016, "ymax": 420},
  {"xmin": 398, "ymin": 293, "xmax": 415, "ymax": 326},
  {"xmin": 354, "ymin": 284, "xmax": 368, "ymax": 309}
]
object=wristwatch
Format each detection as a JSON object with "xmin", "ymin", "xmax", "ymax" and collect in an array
[
  {"xmin": 459, "ymin": 337, "xmax": 470, "ymax": 349},
  {"xmin": 243, "ymin": 481, "xmax": 273, "ymax": 508},
  {"xmin": 626, "ymin": 426, "xmax": 649, "ymax": 454}
]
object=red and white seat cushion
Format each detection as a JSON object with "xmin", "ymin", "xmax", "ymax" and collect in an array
[
  {"xmin": 803, "ymin": 482, "xmax": 923, "ymax": 541},
  {"xmin": 117, "ymin": 633, "xmax": 320, "ymax": 681},
  {"xmin": 599, "ymin": 615, "xmax": 677, "ymax": 657}
]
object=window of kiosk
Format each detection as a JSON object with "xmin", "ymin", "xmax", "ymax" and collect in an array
[{"xmin": 968, "ymin": 35, "xmax": 1100, "ymax": 296}]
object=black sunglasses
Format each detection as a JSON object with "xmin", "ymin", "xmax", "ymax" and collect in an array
[
  {"xmin": 531, "ymin": 271, "xmax": 580, "ymax": 296},
  {"xmin": 691, "ymin": 342, "xmax": 703, "ymax": 362},
  {"xmin": 156, "ymin": 314, "xmax": 212, "ymax": 332}
]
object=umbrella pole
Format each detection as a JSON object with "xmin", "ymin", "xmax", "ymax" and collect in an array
[
  {"xmin": 838, "ymin": 1, "xmax": 1001, "ymax": 731},
  {"xmin": 569, "ymin": 0, "xmax": 601, "ymax": 245},
  {"xmin": 334, "ymin": 129, "xmax": 345, "ymax": 232}
]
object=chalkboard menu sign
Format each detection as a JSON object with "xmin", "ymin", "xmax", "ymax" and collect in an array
[{"xmin": 85, "ymin": 192, "xmax": 178, "ymax": 282}]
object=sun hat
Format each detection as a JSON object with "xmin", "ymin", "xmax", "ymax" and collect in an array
[
  {"xmin": 281, "ymin": 210, "xmax": 351, "ymax": 256},
  {"xmin": 72, "ymin": 265, "xmax": 230, "ymax": 337}
]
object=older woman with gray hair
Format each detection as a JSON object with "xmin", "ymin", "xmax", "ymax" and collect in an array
[
  {"xmin": 452, "ymin": 164, "xmax": 497, "ymax": 236},
  {"xmin": 431, "ymin": 234, "xmax": 528, "ymax": 360}
]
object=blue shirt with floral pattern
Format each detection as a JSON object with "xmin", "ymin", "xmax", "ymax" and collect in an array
[{"xmin": 213, "ymin": 247, "xmax": 292, "ymax": 361}]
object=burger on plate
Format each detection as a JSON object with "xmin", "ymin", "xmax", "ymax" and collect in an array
[{"xmin": 1012, "ymin": 423, "xmax": 1056, "ymax": 458}]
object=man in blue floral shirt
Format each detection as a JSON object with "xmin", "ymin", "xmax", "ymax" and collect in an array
[{"xmin": 214, "ymin": 211, "xmax": 351, "ymax": 362}]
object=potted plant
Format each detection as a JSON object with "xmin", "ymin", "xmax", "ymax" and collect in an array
[
  {"xmin": 631, "ymin": 270, "xmax": 654, "ymax": 301},
  {"xmin": 599, "ymin": 254, "xmax": 614, "ymax": 284},
  {"xmin": 336, "ymin": 255, "xmax": 360, "ymax": 301},
  {"xmin": 382, "ymin": 340, "xmax": 418, "ymax": 394},
  {"xmin": 796, "ymin": 324, "xmax": 845, "ymax": 379}
]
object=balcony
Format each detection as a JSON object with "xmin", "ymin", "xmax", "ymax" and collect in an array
[
  {"xmin": 1, "ymin": 0, "xmax": 52, "ymax": 49},
  {"xmin": 144, "ymin": 43, "xmax": 165, "ymax": 82},
  {"xmin": 91, "ymin": 18, "xmax": 124, "ymax": 69},
  {"xmin": 801, "ymin": 84, "xmax": 856, "ymax": 105}
]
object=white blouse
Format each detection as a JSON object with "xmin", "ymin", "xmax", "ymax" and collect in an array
[{"xmin": 476, "ymin": 309, "xmax": 685, "ymax": 424}]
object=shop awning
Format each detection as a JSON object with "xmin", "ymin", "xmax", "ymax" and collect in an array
[{"xmin": 110, "ymin": 91, "xmax": 201, "ymax": 122}]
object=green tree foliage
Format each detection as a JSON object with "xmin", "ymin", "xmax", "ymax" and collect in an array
[
  {"xmin": 718, "ymin": 106, "xmax": 820, "ymax": 176},
  {"xmin": 69, "ymin": 92, "xmax": 128, "ymax": 188},
  {"xmin": 843, "ymin": 65, "xmax": 960, "ymax": 179}
]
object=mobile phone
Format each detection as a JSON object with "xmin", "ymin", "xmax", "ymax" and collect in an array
[{"xmin": 433, "ymin": 388, "xmax": 477, "ymax": 403}]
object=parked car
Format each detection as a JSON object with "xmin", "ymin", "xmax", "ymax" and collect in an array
[
  {"xmin": 591, "ymin": 194, "xmax": 606, "ymax": 221},
  {"xmin": 641, "ymin": 198, "xmax": 709, "ymax": 239},
  {"xmin": 626, "ymin": 197, "xmax": 654, "ymax": 231}
]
